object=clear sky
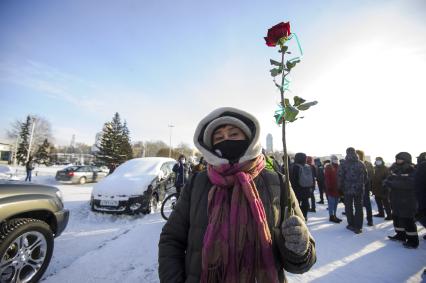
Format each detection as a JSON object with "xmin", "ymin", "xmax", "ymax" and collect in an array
[{"xmin": 1, "ymin": 0, "xmax": 425, "ymax": 163}]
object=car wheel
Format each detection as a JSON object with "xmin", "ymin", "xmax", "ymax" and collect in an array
[
  {"xmin": 79, "ymin": 177, "xmax": 87, "ymax": 185},
  {"xmin": 0, "ymin": 218, "xmax": 54, "ymax": 283}
]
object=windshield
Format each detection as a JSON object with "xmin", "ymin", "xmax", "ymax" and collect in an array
[
  {"xmin": 63, "ymin": 166, "xmax": 80, "ymax": 172},
  {"xmin": 113, "ymin": 158, "xmax": 164, "ymax": 177}
]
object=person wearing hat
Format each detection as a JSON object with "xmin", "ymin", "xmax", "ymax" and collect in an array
[
  {"xmin": 372, "ymin": 157, "xmax": 392, "ymax": 220},
  {"xmin": 415, "ymin": 152, "xmax": 426, "ymax": 238},
  {"xmin": 338, "ymin": 147, "xmax": 368, "ymax": 234},
  {"xmin": 159, "ymin": 107, "xmax": 316, "ymax": 283},
  {"xmin": 385, "ymin": 152, "xmax": 419, "ymax": 248}
]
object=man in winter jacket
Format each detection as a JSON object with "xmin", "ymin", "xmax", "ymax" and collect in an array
[
  {"xmin": 385, "ymin": 152, "xmax": 419, "ymax": 248},
  {"xmin": 25, "ymin": 156, "xmax": 34, "ymax": 182},
  {"xmin": 415, "ymin": 152, "xmax": 426, "ymax": 237},
  {"xmin": 372, "ymin": 157, "xmax": 391, "ymax": 220},
  {"xmin": 306, "ymin": 156, "xmax": 317, "ymax": 212},
  {"xmin": 356, "ymin": 150, "xmax": 374, "ymax": 226},
  {"xmin": 290, "ymin": 153, "xmax": 315, "ymax": 220},
  {"xmin": 173, "ymin": 155, "xmax": 191, "ymax": 196},
  {"xmin": 338, "ymin": 147, "xmax": 368, "ymax": 234},
  {"xmin": 314, "ymin": 158, "xmax": 326, "ymax": 204}
]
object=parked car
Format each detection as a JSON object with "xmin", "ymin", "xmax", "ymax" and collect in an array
[
  {"xmin": 55, "ymin": 165, "xmax": 107, "ymax": 184},
  {"xmin": 91, "ymin": 157, "xmax": 176, "ymax": 214},
  {"xmin": 0, "ymin": 181, "xmax": 69, "ymax": 283}
]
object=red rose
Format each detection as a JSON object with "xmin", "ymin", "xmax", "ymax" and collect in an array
[{"xmin": 264, "ymin": 22, "xmax": 291, "ymax": 47}]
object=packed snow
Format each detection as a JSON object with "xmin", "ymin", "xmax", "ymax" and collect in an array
[{"xmin": 2, "ymin": 167, "xmax": 425, "ymax": 282}]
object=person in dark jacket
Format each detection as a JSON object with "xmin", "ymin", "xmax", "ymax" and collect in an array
[
  {"xmin": 338, "ymin": 147, "xmax": 367, "ymax": 234},
  {"xmin": 158, "ymin": 107, "xmax": 316, "ymax": 283},
  {"xmin": 314, "ymin": 158, "xmax": 326, "ymax": 204},
  {"xmin": 306, "ymin": 156, "xmax": 317, "ymax": 212},
  {"xmin": 356, "ymin": 150, "xmax": 374, "ymax": 226},
  {"xmin": 324, "ymin": 155, "xmax": 342, "ymax": 223},
  {"xmin": 372, "ymin": 157, "xmax": 392, "ymax": 220},
  {"xmin": 385, "ymin": 152, "xmax": 419, "ymax": 248},
  {"xmin": 415, "ymin": 152, "xmax": 426, "ymax": 237},
  {"xmin": 25, "ymin": 156, "xmax": 34, "ymax": 182},
  {"xmin": 173, "ymin": 154, "xmax": 191, "ymax": 196},
  {"xmin": 290, "ymin": 153, "xmax": 314, "ymax": 220}
]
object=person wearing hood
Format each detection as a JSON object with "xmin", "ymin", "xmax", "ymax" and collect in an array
[
  {"xmin": 290, "ymin": 152, "xmax": 315, "ymax": 220},
  {"xmin": 415, "ymin": 152, "xmax": 426, "ymax": 237},
  {"xmin": 158, "ymin": 107, "xmax": 316, "ymax": 283},
  {"xmin": 338, "ymin": 147, "xmax": 368, "ymax": 234},
  {"xmin": 314, "ymin": 158, "xmax": 326, "ymax": 205},
  {"xmin": 325, "ymin": 155, "xmax": 342, "ymax": 223},
  {"xmin": 173, "ymin": 154, "xmax": 191, "ymax": 196},
  {"xmin": 356, "ymin": 150, "xmax": 374, "ymax": 226},
  {"xmin": 372, "ymin": 157, "xmax": 391, "ymax": 220},
  {"xmin": 385, "ymin": 152, "xmax": 419, "ymax": 248}
]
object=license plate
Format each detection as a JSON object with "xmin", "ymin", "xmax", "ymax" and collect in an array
[{"xmin": 100, "ymin": 199, "xmax": 119, "ymax": 206}]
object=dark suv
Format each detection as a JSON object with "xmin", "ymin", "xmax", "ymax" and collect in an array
[{"xmin": 0, "ymin": 181, "xmax": 69, "ymax": 283}]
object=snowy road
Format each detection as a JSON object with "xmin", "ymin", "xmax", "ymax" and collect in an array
[{"xmin": 21, "ymin": 173, "xmax": 426, "ymax": 282}]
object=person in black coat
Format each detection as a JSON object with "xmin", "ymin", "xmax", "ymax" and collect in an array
[
  {"xmin": 385, "ymin": 152, "xmax": 419, "ymax": 249},
  {"xmin": 415, "ymin": 152, "xmax": 426, "ymax": 238},
  {"xmin": 314, "ymin": 158, "xmax": 326, "ymax": 204},
  {"xmin": 173, "ymin": 154, "xmax": 191, "ymax": 196},
  {"xmin": 290, "ymin": 153, "xmax": 314, "ymax": 221}
]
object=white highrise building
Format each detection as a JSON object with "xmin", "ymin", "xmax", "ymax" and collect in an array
[{"xmin": 266, "ymin": 133, "xmax": 273, "ymax": 153}]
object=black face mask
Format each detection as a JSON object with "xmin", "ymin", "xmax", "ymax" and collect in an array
[{"xmin": 212, "ymin": 139, "xmax": 250, "ymax": 162}]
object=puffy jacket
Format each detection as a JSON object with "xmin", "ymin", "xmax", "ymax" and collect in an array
[
  {"xmin": 173, "ymin": 162, "xmax": 190, "ymax": 187},
  {"xmin": 290, "ymin": 153, "xmax": 312, "ymax": 199},
  {"xmin": 415, "ymin": 161, "xmax": 426, "ymax": 212},
  {"xmin": 338, "ymin": 151, "xmax": 367, "ymax": 195},
  {"xmin": 372, "ymin": 161, "xmax": 390, "ymax": 198},
  {"xmin": 385, "ymin": 163, "xmax": 417, "ymax": 218},
  {"xmin": 324, "ymin": 163, "xmax": 339, "ymax": 197},
  {"xmin": 158, "ymin": 170, "xmax": 316, "ymax": 283}
]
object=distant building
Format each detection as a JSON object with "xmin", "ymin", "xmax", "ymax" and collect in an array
[
  {"xmin": 266, "ymin": 134, "xmax": 273, "ymax": 153},
  {"xmin": 0, "ymin": 142, "xmax": 12, "ymax": 164}
]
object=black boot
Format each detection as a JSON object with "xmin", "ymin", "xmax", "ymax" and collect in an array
[
  {"xmin": 384, "ymin": 216, "xmax": 392, "ymax": 221},
  {"xmin": 367, "ymin": 221, "xmax": 373, "ymax": 226},
  {"xmin": 403, "ymin": 242, "xmax": 419, "ymax": 249},
  {"xmin": 373, "ymin": 213, "xmax": 384, "ymax": 217},
  {"xmin": 388, "ymin": 233, "xmax": 406, "ymax": 242},
  {"xmin": 335, "ymin": 216, "xmax": 343, "ymax": 223}
]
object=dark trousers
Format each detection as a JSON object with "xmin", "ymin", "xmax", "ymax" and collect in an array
[
  {"xmin": 345, "ymin": 194, "xmax": 364, "ymax": 229},
  {"xmin": 309, "ymin": 190, "xmax": 316, "ymax": 210},
  {"xmin": 363, "ymin": 191, "xmax": 373, "ymax": 223},
  {"xmin": 25, "ymin": 170, "xmax": 32, "ymax": 182},
  {"xmin": 318, "ymin": 182, "xmax": 325, "ymax": 202},
  {"xmin": 375, "ymin": 195, "xmax": 391, "ymax": 217},
  {"xmin": 393, "ymin": 215, "xmax": 419, "ymax": 246},
  {"xmin": 298, "ymin": 197, "xmax": 310, "ymax": 221}
]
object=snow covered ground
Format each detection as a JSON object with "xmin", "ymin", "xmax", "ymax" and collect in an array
[{"xmin": 3, "ymin": 168, "xmax": 426, "ymax": 282}]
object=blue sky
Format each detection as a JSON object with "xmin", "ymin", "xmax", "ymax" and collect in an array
[{"xmin": 1, "ymin": 0, "xmax": 425, "ymax": 162}]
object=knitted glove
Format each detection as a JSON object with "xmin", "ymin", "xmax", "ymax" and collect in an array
[{"xmin": 281, "ymin": 215, "xmax": 310, "ymax": 255}]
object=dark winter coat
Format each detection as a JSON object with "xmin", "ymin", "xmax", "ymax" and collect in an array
[
  {"xmin": 158, "ymin": 170, "xmax": 316, "ymax": 283},
  {"xmin": 338, "ymin": 152, "xmax": 367, "ymax": 196},
  {"xmin": 314, "ymin": 159, "xmax": 325, "ymax": 190},
  {"xmin": 173, "ymin": 162, "xmax": 190, "ymax": 187},
  {"xmin": 385, "ymin": 163, "xmax": 417, "ymax": 218},
  {"xmin": 25, "ymin": 160, "xmax": 34, "ymax": 171},
  {"xmin": 415, "ymin": 161, "xmax": 426, "ymax": 213},
  {"xmin": 290, "ymin": 153, "xmax": 313, "ymax": 200},
  {"xmin": 372, "ymin": 162, "xmax": 390, "ymax": 198},
  {"xmin": 324, "ymin": 163, "xmax": 340, "ymax": 197}
]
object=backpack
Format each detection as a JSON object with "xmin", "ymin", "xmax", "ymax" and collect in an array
[{"xmin": 296, "ymin": 164, "xmax": 314, "ymax": 188}]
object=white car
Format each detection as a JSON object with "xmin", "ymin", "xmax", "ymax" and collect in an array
[{"xmin": 90, "ymin": 157, "xmax": 176, "ymax": 214}]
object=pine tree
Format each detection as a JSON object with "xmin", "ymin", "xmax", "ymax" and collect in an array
[
  {"xmin": 97, "ymin": 113, "xmax": 133, "ymax": 167},
  {"xmin": 35, "ymin": 139, "xmax": 50, "ymax": 165},
  {"xmin": 16, "ymin": 116, "xmax": 31, "ymax": 165}
]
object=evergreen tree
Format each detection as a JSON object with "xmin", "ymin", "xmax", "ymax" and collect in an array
[
  {"xmin": 16, "ymin": 116, "xmax": 31, "ymax": 165},
  {"xmin": 97, "ymin": 113, "xmax": 133, "ymax": 167},
  {"xmin": 35, "ymin": 139, "xmax": 50, "ymax": 165}
]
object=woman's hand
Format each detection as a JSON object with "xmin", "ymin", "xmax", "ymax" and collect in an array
[{"xmin": 281, "ymin": 215, "xmax": 310, "ymax": 255}]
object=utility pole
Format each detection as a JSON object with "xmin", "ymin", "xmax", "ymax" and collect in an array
[
  {"xmin": 13, "ymin": 135, "xmax": 19, "ymax": 166},
  {"xmin": 168, "ymin": 124, "xmax": 174, "ymax": 158},
  {"xmin": 26, "ymin": 117, "xmax": 36, "ymax": 162}
]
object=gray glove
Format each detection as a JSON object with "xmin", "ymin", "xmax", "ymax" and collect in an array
[{"xmin": 281, "ymin": 215, "xmax": 310, "ymax": 255}]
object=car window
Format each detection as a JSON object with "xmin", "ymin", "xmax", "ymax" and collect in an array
[
  {"xmin": 64, "ymin": 166, "xmax": 80, "ymax": 172},
  {"xmin": 91, "ymin": 167, "xmax": 101, "ymax": 172},
  {"xmin": 77, "ymin": 166, "xmax": 91, "ymax": 172}
]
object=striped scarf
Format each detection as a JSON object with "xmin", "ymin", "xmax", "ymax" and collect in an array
[{"xmin": 201, "ymin": 155, "xmax": 279, "ymax": 283}]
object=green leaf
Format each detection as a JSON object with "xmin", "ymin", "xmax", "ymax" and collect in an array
[
  {"xmin": 284, "ymin": 98, "xmax": 290, "ymax": 106},
  {"xmin": 297, "ymin": 101, "xmax": 318, "ymax": 111},
  {"xmin": 270, "ymin": 59, "xmax": 282, "ymax": 67},
  {"xmin": 283, "ymin": 105, "xmax": 299, "ymax": 122},
  {"xmin": 270, "ymin": 68, "xmax": 282, "ymax": 77},
  {"xmin": 293, "ymin": 96, "xmax": 306, "ymax": 107}
]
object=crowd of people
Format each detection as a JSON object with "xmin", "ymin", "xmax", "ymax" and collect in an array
[{"xmin": 277, "ymin": 148, "xmax": 426, "ymax": 249}]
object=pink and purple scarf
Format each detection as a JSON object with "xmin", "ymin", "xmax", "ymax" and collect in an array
[{"xmin": 201, "ymin": 155, "xmax": 279, "ymax": 283}]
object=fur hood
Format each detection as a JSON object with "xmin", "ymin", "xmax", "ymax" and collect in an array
[{"xmin": 193, "ymin": 107, "xmax": 262, "ymax": 166}]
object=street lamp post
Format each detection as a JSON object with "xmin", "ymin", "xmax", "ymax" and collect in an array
[{"xmin": 168, "ymin": 124, "xmax": 174, "ymax": 158}]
